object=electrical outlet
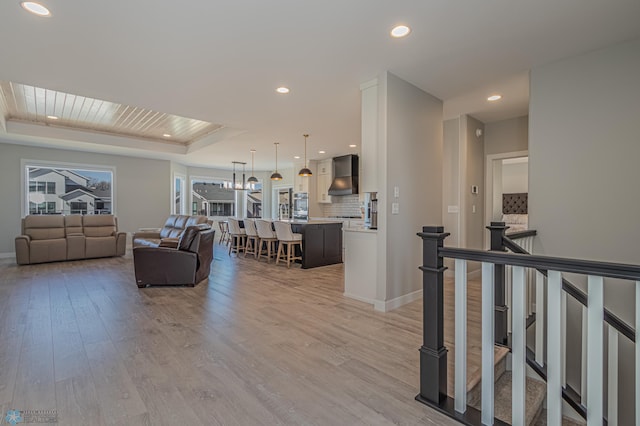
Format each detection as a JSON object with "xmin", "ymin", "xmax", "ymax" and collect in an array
[
  {"xmin": 394, "ymin": 186, "xmax": 400, "ymax": 198},
  {"xmin": 392, "ymin": 203, "xmax": 399, "ymax": 214}
]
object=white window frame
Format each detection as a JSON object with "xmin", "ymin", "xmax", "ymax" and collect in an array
[
  {"xmin": 21, "ymin": 159, "xmax": 116, "ymax": 217},
  {"xmin": 172, "ymin": 173, "xmax": 187, "ymax": 215}
]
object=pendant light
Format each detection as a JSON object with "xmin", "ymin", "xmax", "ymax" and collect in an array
[
  {"xmin": 270, "ymin": 142, "xmax": 283, "ymax": 180},
  {"xmin": 247, "ymin": 149, "xmax": 258, "ymax": 187},
  {"xmin": 231, "ymin": 161, "xmax": 247, "ymax": 190},
  {"xmin": 298, "ymin": 134, "xmax": 312, "ymax": 176}
]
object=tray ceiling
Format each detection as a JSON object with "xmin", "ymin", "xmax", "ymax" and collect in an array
[{"xmin": 0, "ymin": 81, "xmax": 223, "ymax": 145}]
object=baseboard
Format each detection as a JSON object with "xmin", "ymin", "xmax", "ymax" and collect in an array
[
  {"xmin": 0, "ymin": 252, "xmax": 15, "ymax": 259},
  {"xmin": 374, "ymin": 288, "xmax": 423, "ymax": 312},
  {"xmin": 343, "ymin": 292, "xmax": 377, "ymax": 306}
]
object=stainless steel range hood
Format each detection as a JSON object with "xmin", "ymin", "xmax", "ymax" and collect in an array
[{"xmin": 328, "ymin": 154, "xmax": 359, "ymax": 196}]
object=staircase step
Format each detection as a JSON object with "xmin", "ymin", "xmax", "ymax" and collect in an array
[
  {"xmin": 466, "ymin": 346, "xmax": 509, "ymax": 406},
  {"xmin": 533, "ymin": 410, "xmax": 586, "ymax": 426},
  {"xmin": 469, "ymin": 371, "xmax": 546, "ymax": 426}
]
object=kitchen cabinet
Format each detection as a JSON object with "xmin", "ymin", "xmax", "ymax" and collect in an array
[
  {"xmin": 344, "ymin": 228, "xmax": 377, "ymax": 303},
  {"xmin": 294, "ymin": 167, "xmax": 310, "ymax": 193},
  {"xmin": 290, "ymin": 222, "xmax": 342, "ymax": 269},
  {"xmin": 317, "ymin": 159, "xmax": 333, "ymax": 203}
]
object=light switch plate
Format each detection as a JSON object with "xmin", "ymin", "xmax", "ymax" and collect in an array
[{"xmin": 392, "ymin": 202, "xmax": 399, "ymax": 214}]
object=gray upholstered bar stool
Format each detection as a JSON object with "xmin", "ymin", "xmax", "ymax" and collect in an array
[
  {"xmin": 255, "ymin": 219, "xmax": 278, "ymax": 263},
  {"xmin": 243, "ymin": 218, "xmax": 259, "ymax": 258},
  {"xmin": 227, "ymin": 218, "xmax": 246, "ymax": 256},
  {"xmin": 273, "ymin": 221, "xmax": 302, "ymax": 268}
]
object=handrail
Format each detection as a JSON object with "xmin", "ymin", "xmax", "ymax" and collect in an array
[
  {"xmin": 504, "ymin": 229, "xmax": 537, "ymax": 240},
  {"xmin": 503, "ymin": 234, "xmax": 636, "ymax": 343},
  {"xmin": 435, "ymin": 246, "xmax": 640, "ymax": 281}
]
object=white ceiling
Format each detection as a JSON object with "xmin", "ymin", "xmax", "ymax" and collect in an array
[{"xmin": 1, "ymin": 0, "xmax": 639, "ymax": 172}]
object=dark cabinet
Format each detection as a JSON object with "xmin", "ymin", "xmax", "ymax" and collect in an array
[{"xmin": 292, "ymin": 222, "xmax": 343, "ymax": 269}]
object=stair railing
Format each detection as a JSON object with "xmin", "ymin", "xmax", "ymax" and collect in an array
[
  {"xmin": 496, "ymin": 223, "xmax": 636, "ymax": 424},
  {"xmin": 417, "ymin": 225, "xmax": 640, "ymax": 426}
]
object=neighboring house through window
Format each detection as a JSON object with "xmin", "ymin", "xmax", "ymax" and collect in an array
[
  {"xmin": 23, "ymin": 162, "xmax": 114, "ymax": 216},
  {"xmin": 191, "ymin": 178, "xmax": 235, "ymax": 217}
]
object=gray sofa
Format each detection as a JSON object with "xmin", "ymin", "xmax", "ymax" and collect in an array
[
  {"xmin": 132, "ymin": 214, "xmax": 209, "ymax": 248},
  {"xmin": 15, "ymin": 215, "xmax": 126, "ymax": 265}
]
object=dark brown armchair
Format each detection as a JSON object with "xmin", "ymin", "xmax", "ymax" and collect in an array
[{"xmin": 133, "ymin": 224, "xmax": 215, "ymax": 287}]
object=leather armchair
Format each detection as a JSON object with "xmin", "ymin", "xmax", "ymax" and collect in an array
[
  {"xmin": 133, "ymin": 224, "xmax": 215, "ymax": 287},
  {"xmin": 132, "ymin": 215, "xmax": 208, "ymax": 248}
]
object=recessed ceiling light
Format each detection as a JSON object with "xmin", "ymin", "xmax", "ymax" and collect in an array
[
  {"xmin": 390, "ymin": 25, "xmax": 411, "ymax": 38},
  {"xmin": 47, "ymin": 115, "xmax": 58, "ymax": 120},
  {"xmin": 276, "ymin": 87, "xmax": 290, "ymax": 94},
  {"xmin": 163, "ymin": 133, "xmax": 171, "ymax": 138},
  {"xmin": 349, "ymin": 144, "xmax": 357, "ymax": 148},
  {"xmin": 318, "ymin": 150, "xmax": 326, "ymax": 154},
  {"xmin": 294, "ymin": 156, "xmax": 300, "ymax": 159},
  {"xmin": 21, "ymin": 2, "xmax": 51, "ymax": 16},
  {"xmin": 487, "ymin": 94, "xmax": 502, "ymax": 102}
]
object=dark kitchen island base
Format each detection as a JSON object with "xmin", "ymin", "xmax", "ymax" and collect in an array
[{"xmin": 291, "ymin": 221, "xmax": 343, "ymax": 269}]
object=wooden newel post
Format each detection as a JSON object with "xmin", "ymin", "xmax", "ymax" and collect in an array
[
  {"xmin": 488, "ymin": 221, "xmax": 508, "ymax": 345},
  {"xmin": 416, "ymin": 226, "xmax": 450, "ymax": 405}
]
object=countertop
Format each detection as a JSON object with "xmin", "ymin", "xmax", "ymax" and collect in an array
[{"xmin": 343, "ymin": 226, "xmax": 378, "ymax": 233}]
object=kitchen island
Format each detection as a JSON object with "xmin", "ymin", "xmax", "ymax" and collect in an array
[{"xmin": 290, "ymin": 221, "xmax": 343, "ymax": 269}]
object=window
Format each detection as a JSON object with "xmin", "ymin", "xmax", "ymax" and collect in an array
[
  {"xmin": 191, "ymin": 177, "xmax": 236, "ymax": 217},
  {"xmin": 173, "ymin": 174, "xmax": 186, "ymax": 215},
  {"xmin": 70, "ymin": 202, "xmax": 88, "ymax": 214},
  {"xmin": 29, "ymin": 181, "xmax": 56, "ymax": 194},
  {"xmin": 29, "ymin": 201, "xmax": 57, "ymax": 214},
  {"xmin": 246, "ymin": 182, "xmax": 263, "ymax": 218},
  {"xmin": 24, "ymin": 163, "xmax": 114, "ymax": 216}
]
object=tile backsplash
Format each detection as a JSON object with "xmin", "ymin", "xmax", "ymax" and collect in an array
[{"xmin": 320, "ymin": 194, "xmax": 363, "ymax": 218}]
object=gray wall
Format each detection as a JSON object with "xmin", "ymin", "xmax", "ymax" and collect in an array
[
  {"xmin": 502, "ymin": 161, "xmax": 528, "ymax": 193},
  {"xmin": 385, "ymin": 72, "xmax": 443, "ymax": 300},
  {"xmin": 0, "ymin": 142, "xmax": 171, "ymax": 253},
  {"xmin": 484, "ymin": 115, "xmax": 528, "ymax": 156},
  {"xmin": 529, "ymin": 38, "xmax": 640, "ymax": 421},
  {"xmin": 442, "ymin": 119, "xmax": 461, "ymax": 250},
  {"xmin": 462, "ymin": 115, "xmax": 485, "ymax": 252}
]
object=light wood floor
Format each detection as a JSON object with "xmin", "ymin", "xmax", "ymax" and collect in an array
[{"xmin": 0, "ymin": 246, "xmax": 464, "ymax": 426}]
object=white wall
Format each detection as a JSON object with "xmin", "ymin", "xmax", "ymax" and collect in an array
[
  {"xmin": 0, "ymin": 142, "xmax": 171, "ymax": 254},
  {"xmin": 529, "ymin": 37, "xmax": 640, "ymax": 421},
  {"xmin": 385, "ymin": 72, "xmax": 443, "ymax": 301}
]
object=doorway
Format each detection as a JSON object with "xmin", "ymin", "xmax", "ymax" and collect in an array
[
  {"xmin": 484, "ymin": 151, "xmax": 528, "ymax": 247},
  {"xmin": 272, "ymin": 186, "xmax": 293, "ymax": 220}
]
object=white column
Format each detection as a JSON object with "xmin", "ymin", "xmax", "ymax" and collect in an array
[
  {"xmin": 535, "ymin": 271, "xmax": 545, "ymax": 366},
  {"xmin": 547, "ymin": 270, "xmax": 563, "ymax": 426},
  {"xmin": 587, "ymin": 275, "xmax": 604, "ymax": 426},
  {"xmin": 481, "ymin": 262, "xmax": 495, "ymax": 425},
  {"xmin": 455, "ymin": 259, "xmax": 468, "ymax": 414},
  {"xmin": 608, "ymin": 325, "xmax": 618, "ymax": 426},
  {"xmin": 512, "ymin": 266, "xmax": 526, "ymax": 426}
]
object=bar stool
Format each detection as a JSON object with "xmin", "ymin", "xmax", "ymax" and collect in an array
[
  {"xmin": 255, "ymin": 220, "xmax": 278, "ymax": 263},
  {"xmin": 218, "ymin": 221, "xmax": 230, "ymax": 245},
  {"xmin": 273, "ymin": 221, "xmax": 302, "ymax": 268},
  {"xmin": 227, "ymin": 218, "xmax": 246, "ymax": 256},
  {"xmin": 243, "ymin": 218, "xmax": 259, "ymax": 258}
]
